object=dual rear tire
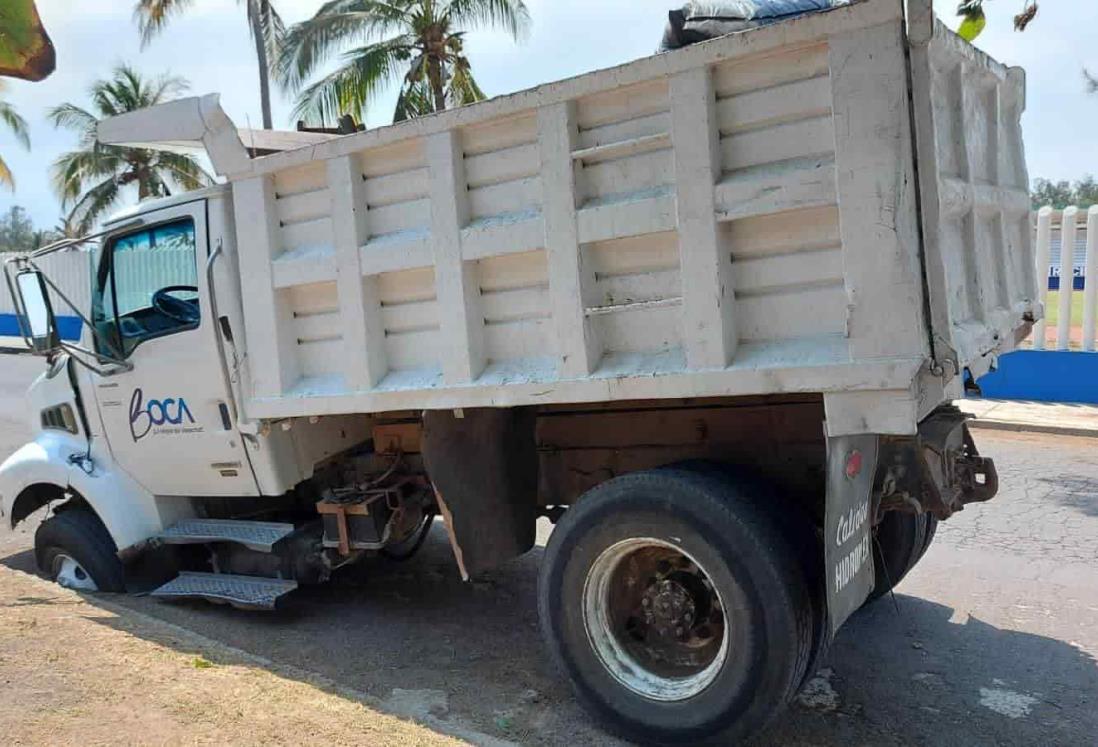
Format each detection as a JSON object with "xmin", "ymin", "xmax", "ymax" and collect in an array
[
  {"xmin": 865, "ymin": 510, "xmax": 938, "ymax": 605},
  {"xmin": 538, "ymin": 466, "xmax": 815, "ymax": 745}
]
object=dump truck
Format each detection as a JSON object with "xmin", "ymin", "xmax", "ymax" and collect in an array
[{"xmin": 0, "ymin": 0, "xmax": 1034, "ymax": 742}]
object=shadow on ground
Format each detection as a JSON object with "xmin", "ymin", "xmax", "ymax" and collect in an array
[
  {"xmin": 1037, "ymin": 475, "xmax": 1098, "ymax": 518},
  {"xmin": 3, "ymin": 530, "xmax": 1096, "ymax": 746}
]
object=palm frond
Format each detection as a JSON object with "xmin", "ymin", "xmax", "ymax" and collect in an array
[
  {"xmin": 69, "ymin": 177, "xmax": 123, "ymax": 233},
  {"xmin": 148, "ymin": 70, "xmax": 191, "ymax": 104},
  {"xmin": 155, "ymin": 152, "xmax": 214, "ymax": 191},
  {"xmin": 447, "ymin": 55, "xmax": 485, "ymax": 107},
  {"xmin": 278, "ymin": 0, "xmax": 414, "ymax": 92},
  {"xmin": 250, "ymin": 0, "xmax": 288, "ymax": 68},
  {"xmin": 51, "ymin": 147, "xmax": 127, "ymax": 206},
  {"xmin": 445, "ymin": 0, "xmax": 530, "ymax": 40},
  {"xmin": 394, "ymin": 79, "xmax": 434, "ymax": 121},
  {"xmin": 134, "ymin": 0, "xmax": 197, "ymax": 47},
  {"xmin": 0, "ymin": 101, "xmax": 30, "ymax": 150},
  {"xmin": 0, "ymin": 155, "xmax": 13, "ymax": 191},
  {"xmin": 293, "ymin": 36, "xmax": 415, "ymax": 124},
  {"xmin": 46, "ymin": 103, "xmax": 98, "ymax": 144}
]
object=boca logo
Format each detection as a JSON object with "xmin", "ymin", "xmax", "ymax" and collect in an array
[{"xmin": 129, "ymin": 387, "xmax": 196, "ymax": 442}]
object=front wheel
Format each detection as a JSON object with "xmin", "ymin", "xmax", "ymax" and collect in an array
[
  {"xmin": 538, "ymin": 467, "xmax": 811, "ymax": 745},
  {"xmin": 35, "ymin": 508, "xmax": 125, "ymax": 592}
]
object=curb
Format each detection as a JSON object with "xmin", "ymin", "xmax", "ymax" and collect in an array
[{"xmin": 966, "ymin": 418, "xmax": 1098, "ymax": 440}]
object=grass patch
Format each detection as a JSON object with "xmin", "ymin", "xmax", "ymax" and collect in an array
[{"xmin": 1042, "ymin": 290, "xmax": 1085, "ymax": 327}]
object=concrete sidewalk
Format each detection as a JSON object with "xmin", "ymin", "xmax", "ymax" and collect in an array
[
  {"xmin": 958, "ymin": 398, "xmax": 1098, "ymax": 438},
  {"xmin": 0, "ymin": 335, "xmax": 29, "ymax": 353}
]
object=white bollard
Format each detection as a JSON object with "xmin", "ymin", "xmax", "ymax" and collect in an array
[
  {"xmin": 1058, "ymin": 207, "xmax": 1079, "ymax": 351},
  {"xmin": 1033, "ymin": 206, "xmax": 1053, "ymax": 350},
  {"xmin": 1084, "ymin": 206, "xmax": 1098, "ymax": 352}
]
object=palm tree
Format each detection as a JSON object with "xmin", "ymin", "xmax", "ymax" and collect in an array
[
  {"xmin": 135, "ymin": 0, "xmax": 283, "ymax": 130},
  {"xmin": 53, "ymin": 214, "xmax": 84, "ymax": 240},
  {"xmin": 0, "ymin": 80, "xmax": 31, "ymax": 191},
  {"xmin": 48, "ymin": 65, "xmax": 213, "ymax": 232},
  {"xmin": 279, "ymin": 0, "xmax": 530, "ymax": 125}
]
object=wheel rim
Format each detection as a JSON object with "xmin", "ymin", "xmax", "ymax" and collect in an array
[
  {"xmin": 582, "ymin": 538, "xmax": 729, "ymax": 702},
  {"xmin": 51, "ymin": 553, "xmax": 98, "ymax": 591}
]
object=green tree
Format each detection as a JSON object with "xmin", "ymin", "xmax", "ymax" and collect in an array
[
  {"xmin": 48, "ymin": 65, "xmax": 212, "ymax": 232},
  {"xmin": 1032, "ymin": 178, "xmax": 1074, "ymax": 210},
  {"xmin": 1031, "ymin": 176, "xmax": 1098, "ymax": 210},
  {"xmin": 279, "ymin": 0, "xmax": 531, "ymax": 125},
  {"xmin": 135, "ymin": 0, "xmax": 284, "ymax": 130},
  {"xmin": 0, "ymin": 205, "xmax": 36, "ymax": 252},
  {"xmin": 1071, "ymin": 175, "xmax": 1098, "ymax": 209},
  {"xmin": 0, "ymin": 80, "xmax": 30, "ymax": 191}
]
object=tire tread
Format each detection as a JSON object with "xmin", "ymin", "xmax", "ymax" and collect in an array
[{"xmin": 35, "ymin": 508, "xmax": 125, "ymax": 592}]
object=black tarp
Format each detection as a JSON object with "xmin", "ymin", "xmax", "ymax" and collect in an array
[{"xmin": 662, "ymin": 0, "xmax": 849, "ymax": 50}]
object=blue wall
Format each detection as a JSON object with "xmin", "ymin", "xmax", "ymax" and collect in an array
[
  {"xmin": 977, "ymin": 350, "xmax": 1098, "ymax": 404},
  {"xmin": 0, "ymin": 313, "xmax": 83, "ymax": 341}
]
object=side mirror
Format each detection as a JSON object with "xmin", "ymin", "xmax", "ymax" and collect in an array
[{"xmin": 14, "ymin": 270, "xmax": 60, "ymax": 354}]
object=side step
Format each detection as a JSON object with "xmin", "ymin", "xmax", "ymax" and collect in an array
[
  {"xmin": 157, "ymin": 519, "xmax": 295, "ymax": 553},
  {"xmin": 150, "ymin": 572, "xmax": 298, "ymax": 611}
]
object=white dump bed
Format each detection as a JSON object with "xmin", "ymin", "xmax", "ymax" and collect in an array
[{"xmin": 99, "ymin": 0, "xmax": 1035, "ymax": 435}]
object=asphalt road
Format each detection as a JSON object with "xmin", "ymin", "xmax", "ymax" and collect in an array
[{"xmin": 1, "ymin": 354, "xmax": 1096, "ymax": 746}]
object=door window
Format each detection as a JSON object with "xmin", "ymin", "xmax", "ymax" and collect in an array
[{"xmin": 93, "ymin": 219, "xmax": 200, "ymax": 357}]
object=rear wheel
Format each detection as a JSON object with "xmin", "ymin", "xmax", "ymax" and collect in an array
[
  {"xmin": 864, "ymin": 511, "xmax": 938, "ymax": 604},
  {"xmin": 35, "ymin": 508, "xmax": 125, "ymax": 593},
  {"xmin": 663, "ymin": 460, "xmax": 830, "ymax": 688},
  {"xmin": 539, "ymin": 467, "xmax": 811, "ymax": 745}
]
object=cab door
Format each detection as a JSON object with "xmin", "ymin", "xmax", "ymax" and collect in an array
[{"xmin": 89, "ymin": 200, "xmax": 259, "ymax": 497}]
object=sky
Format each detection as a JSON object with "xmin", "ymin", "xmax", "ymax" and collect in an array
[{"xmin": 0, "ymin": 0, "xmax": 1096, "ymax": 229}]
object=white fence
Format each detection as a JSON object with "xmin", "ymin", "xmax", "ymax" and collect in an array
[
  {"xmin": 1, "ymin": 245, "xmax": 195, "ymax": 340},
  {"xmin": 0, "ymin": 248, "xmax": 93, "ymax": 321},
  {"xmin": 111, "ymin": 246, "xmax": 196, "ymax": 316},
  {"xmin": 1032, "ymin": 205, "xmax": 1098, "ymax": 352}
]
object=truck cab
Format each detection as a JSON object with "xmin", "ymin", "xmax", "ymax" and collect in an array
[{"xmin": 2, "ymin": 187, "xmax": 377, "ymax": 595}]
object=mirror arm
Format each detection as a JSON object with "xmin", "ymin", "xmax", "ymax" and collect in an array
[
  {"xmin": 31, "ymin": 263, "xmax": 129, "ymax": 364},
  {"xmin": 56, "ymin": 341, "xmax": 134, "ymax": 376},
  {"xmin": 3, "ymin": 253, "xmax": 131, "ymax": 370}
]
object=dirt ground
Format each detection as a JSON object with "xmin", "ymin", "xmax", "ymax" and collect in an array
[
  {"xmin": 0, "ymin": 564, "xmax": 489, "ymax": 746},
  {"xmin": 1, "ymin": 355, "xmax": 1097, "ymax": 746}
]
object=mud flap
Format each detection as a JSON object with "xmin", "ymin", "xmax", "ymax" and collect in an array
[
  {"xmin": 824, "ymin": 433, "xmax": 879, "ymax": 635},
  {"xmin": 421, "ymin": 408, "xmax": 539, "ymax": 579}
]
